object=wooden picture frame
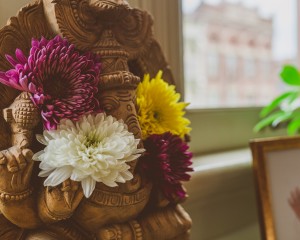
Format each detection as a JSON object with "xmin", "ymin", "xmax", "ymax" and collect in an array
[{"xmin": 250, "ymin": 136, "xmax": 300, "ymax": 240}]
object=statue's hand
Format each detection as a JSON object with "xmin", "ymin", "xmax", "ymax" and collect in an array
[
  {"xmin": 0, "ymin": 146, "xmax": 34, "ymax": 194},
  {"xmin": 139, "ymin": 204, "xmax": 192, "ymax": 240},
  {"xmin": 40, "ymin": 179, "xmax": 83, "ymax": 222}
]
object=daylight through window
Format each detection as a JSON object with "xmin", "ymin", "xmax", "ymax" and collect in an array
[{"xmin": 183, "ymin": 0, "xmax": 298, "ymax": 108}]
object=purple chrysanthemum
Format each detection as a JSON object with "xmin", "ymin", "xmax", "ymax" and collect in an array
[
  {"xmin": 141, "ymin": 132, "xmax": 193, "ymax": 201},
  {"xmin": 0, "ymin": 36, "xmax": 101, "ymax": 130}
]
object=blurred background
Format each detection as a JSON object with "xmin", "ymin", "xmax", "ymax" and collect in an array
[{"xmin": 183, "ymin": 0, "xmax": 298, "ymax": 109}]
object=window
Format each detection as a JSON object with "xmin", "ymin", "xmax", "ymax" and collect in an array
[
  {"xmin": 261, "ymin": 60, "xmax": 270, "ymax": 77},
  {"xmin": 225, "ymin": 55, "xmax": 237, "ymax": 80},
  {"xmin": 207, "ymin": 53, "xmax": 219, "ymax": 78},
  {"xmin": 244, "ymin": 58, "xmax": 256, "ymax": 78},
  {"xmin": 183, "ymin": 0, "xmax": 298, "ymax": 109}
]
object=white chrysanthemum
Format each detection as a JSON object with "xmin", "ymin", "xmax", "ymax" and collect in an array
[{"xmin": 33, "ymin": 113, "xmax": 144, "ymax": 198}]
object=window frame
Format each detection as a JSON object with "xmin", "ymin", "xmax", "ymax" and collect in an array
[{"xmin": 129, "ymin": 0, "xmax": 288, "ymax": 155}]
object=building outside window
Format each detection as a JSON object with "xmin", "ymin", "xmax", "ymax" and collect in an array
[
  {"xmin": 225, "ymin": 55, "xmax": 237, "ymax": 80},
  {"xmin": 183, "ymin": 0, "xmax": 298, "ymax": 109},
  {"xmin": 243, "ymin": 58, "xmax": 256, "ymax": 78},
  {"xmin": 207, "ymin": 53, "xmax": 219, "ymax": 78}
]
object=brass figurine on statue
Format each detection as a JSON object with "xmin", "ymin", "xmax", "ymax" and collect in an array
[{"xmin": 0, "ymin": 1, "xmax": 192, "ymax": 239}]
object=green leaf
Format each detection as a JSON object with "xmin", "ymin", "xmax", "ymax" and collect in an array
[
  {"xmin": 287, "ymin": 91, "xmax": 300, "ymax": 104},
  {"xmin": 280, "ymin": 65, "xmax": 300, "ymax": 86},
  {"xmin": 287, "ymin": 118, "xmax": 300, "ymax": 135},
  {"xmin": 271, "ymin": 111, "xmax": 294, "ymax": 127},
  {"xmin": 254, "ymin": 111, "xmax": 286, "ymax": 132},
  {"xmin": 260, "ymin": 91, "xmax": 299, "ymax": 118}
]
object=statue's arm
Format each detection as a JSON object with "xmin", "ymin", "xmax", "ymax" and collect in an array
[
  {"xmin": 37, "ymin": 179, "xmax": 83, "ymax": 224},
  {"xmin": 96, "ymin": 204, "xmax": 192, "ymax": 240},
  {"xmin": 0, "ymin": 89, "xmax": 84, "ymax": 226},
  {"xmin": 0, "ymin": 146, "xmax": 42, "ymax": 229},
  {"xmin": 0, "ymin": 146, "xmax": 83, "ymax": 227},
  {"xmin": 0, "ymin": 196, "xmax": 42, "ymax": 229}
]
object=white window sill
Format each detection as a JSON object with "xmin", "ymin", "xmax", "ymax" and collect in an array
[
  {"xmin": 192, "ymin": 148, "xmax": 252, "ymax": 173},
  {"xmin": 183, "ymin": 148, "xmax": 260, "ymax": 240}
]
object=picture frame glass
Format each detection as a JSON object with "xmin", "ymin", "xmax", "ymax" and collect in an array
[{"xmin": 266, "ymin": 149, "xmax": 300, "ymax": 240}]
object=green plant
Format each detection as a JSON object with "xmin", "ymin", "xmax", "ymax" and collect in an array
[{"xmin": 254, "ymin": 65, "xmax": 300, "ymax": 135}]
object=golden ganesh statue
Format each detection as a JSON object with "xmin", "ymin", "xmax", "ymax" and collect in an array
[{"xmin": 0, "ymin": 0, "xmax": 192, "ymax": 239}]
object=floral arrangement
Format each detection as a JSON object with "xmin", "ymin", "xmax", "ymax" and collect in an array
[
  {"xmin": 0, "ymin": 36, "xmax": 193, "ymax": 201},
  {"xmin": 137, "ymin": 71, "xmax": 193, "ymax": 201},
  {"xmin": 255, "ymin": 65, "xmax": 300, "ymax": 135}
]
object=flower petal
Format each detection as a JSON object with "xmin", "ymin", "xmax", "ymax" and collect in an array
[
  {"xmin": 44, "ymin": 166, "xmax": 73, "ymax": 187},
  {"xmin": 32, "ymin": 150, "xmax": 44, "ymax": 161},
  {"xmin": 36, "ymin": 134, "xmax": 48, "ymax": 145},
  {"xmin": 140, "ymin": 132, "xmax": 193, "ymax": 201},
  {"xmin": 81, "ymin": 177, "xmax": 96, "ymax": 198}
]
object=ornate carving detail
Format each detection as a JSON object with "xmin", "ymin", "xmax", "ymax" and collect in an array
[
  {"xmin": 134, "ymin": 40, "xmax": 176, "ymax": 85},
  {"xmin": 4, "ymin": 92, "xmax": 40, "ymax": 149},
  {"xmin": 0, "ymin": 188, "xmax": 33, "ymax": 201},
  {"xmin": 26, "ymin": 224, "xmax": 90, "ymax": 240},
  {"xmin": 44, "ymin": 220, "xmax": 92, "ymax": 240},
  {"xmin": 90, "ymin": 0, "xmax": 129, "ymax": 9},
  {"xmin": 125, "ymin": 114, "xmax": 141, "ymax": 139},
  {"xmin": 113, "ymin": 9, "xmax": 154, "ymax": 59},
  {"xmin": 139, "ymin": 204, "xmax": 192, "ymax": 240},
  {"xmin": 53, "ymin": 0, "xmax": 159, "ymax": 61},
  {"xmin": 97, "ymin": 224, "xmax": 122, "ymax": 240},
  {"xmin": 8, "ymin": 92, "xmax": 40, "ymax": 129},
  {"xmin": 99, "ymin": 73, "xmax": 140, "ymax": 90},
  {"xmin": 54, "ymin": 0, "xmax": 100, "ymax": 51},
  {"xmin": 0, "ymin": 0, "xmax": 191, "ymax": 239},
  {"xmin": 128, "ymin": 220, "xmax": 143, "ymax": 240},
  {"xmin": 87, "ymin": 182, "xmax": 150, "ymax": 207},
  {"xmin": 73, "ymin": 181, "xmax": 152, "ymax": 232}
]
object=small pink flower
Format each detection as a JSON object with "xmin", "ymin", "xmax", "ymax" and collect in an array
[
  {"xmin": 0, "ymin": 36, "xmax": 101, "ymax": 130},
  {"xmin": 140, "ymin": 132, "xmax": 193, "ymax": 201}
]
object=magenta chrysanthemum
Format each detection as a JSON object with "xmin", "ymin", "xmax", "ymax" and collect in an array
[
  {"xmin": 141, "ymin": 132, "xmax": 193, "ymax": 201},
  {"xmin": 0, "ymin": 36, "xmax": 101, "ymax": 130}
]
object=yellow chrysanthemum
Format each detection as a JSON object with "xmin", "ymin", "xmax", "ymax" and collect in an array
[{"xmin": 137, "ymin": 71, "xmax": 191, "ymax": 139}]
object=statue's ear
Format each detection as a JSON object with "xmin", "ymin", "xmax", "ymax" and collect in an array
[
  {"xmin": 53, "ymin": 0, "xmax": 105, "ymax": 51},
  {"xmin": 0, "ymin": 1, "xmax": 54, "ymax": 71},
  {"xmin": 114, "ymin": 9, "xmax": 175, "ymax": 85},
  {"xmin": 0, "ymin": 1, "xmax": 55, "ymax": 109},
  {"xmin": 128, "ymin": 38, "xmax": 175, "ymax": 86}
]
